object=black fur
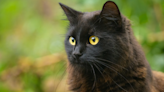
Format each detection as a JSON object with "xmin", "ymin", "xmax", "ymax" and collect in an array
[{"xmin": 59, "ymin": 1, "xmax": 164, "ymax": 92}]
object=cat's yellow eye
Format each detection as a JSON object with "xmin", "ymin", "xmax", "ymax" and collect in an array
[
  {"xmin": 89, "ymin": 36, "xmax": 99, "ymax": 45},
  {"xmin": 69, "ymin": 37, "xmax": 76, "ymax": 45}
]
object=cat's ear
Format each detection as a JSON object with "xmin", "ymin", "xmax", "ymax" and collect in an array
[
  {"xmin": 99, "ymin": 1, "xmax": 122, "ymax": 27},
  {"xmin": 59, "ymin": 3, "xmax": 82, "ymax": 25}
]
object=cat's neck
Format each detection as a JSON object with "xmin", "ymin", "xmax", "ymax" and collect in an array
[{"xmin": 67, "ymin": 49, "xmax": 153, "ymax": 92}]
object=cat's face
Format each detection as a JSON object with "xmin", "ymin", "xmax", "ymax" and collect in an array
[{"xmin": 60, "ymin": 1, "xmax": 129, "ymax": 69}]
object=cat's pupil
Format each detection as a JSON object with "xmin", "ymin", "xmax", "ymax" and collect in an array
[
  {"xmin": 72, "ymin": 38, "xmax": 74, "ymax": 42},
  {"xmin": 92, "ymin": 37, "xmax": 95, "ymax": 42}
]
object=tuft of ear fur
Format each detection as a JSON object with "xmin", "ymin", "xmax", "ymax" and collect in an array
[
  {"xmin": 59, "ymin": 3, "xmax": 82, "ymax": 25},
  {"xmin": 99, "ymin": 1, "xmax": 122, "ymax": 27}
]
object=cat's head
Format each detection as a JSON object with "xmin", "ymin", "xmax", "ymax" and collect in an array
[{"xmin": 60, "ymin": 1, "xmax": 131, "ymax": 70}]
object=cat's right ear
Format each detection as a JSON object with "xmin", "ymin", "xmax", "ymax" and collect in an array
[
  {"xmin": 59, "ymin": 3, "xmax": 82, "ymax": 25},
  {"xmin": 99, "ymin": 1, "xmax": 122, "ymax": 27}
]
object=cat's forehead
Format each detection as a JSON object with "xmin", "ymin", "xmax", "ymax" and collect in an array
[
  {"xmin": 68, "ymin": 11, "xmax": 100, "ymax": 36},
  {"xmin": 77, "ymin": 11, "xmax": 100, "ymax": 32},
  {"xmin": 81, "ymin": 11, "xmax": 100, "ymax": 21}
]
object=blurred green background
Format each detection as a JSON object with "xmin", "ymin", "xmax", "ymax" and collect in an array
[{"xmin": 0, "ymin": 0, "xmax": 164, "ymax": 92}]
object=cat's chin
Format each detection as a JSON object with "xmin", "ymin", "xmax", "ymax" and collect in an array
[
  {"xmin": 71, "ymin": 62, "xmax": 92, "ymax": 70},
  {"xmin": 69, "ymin": 59, "xmax": 91, "ymax": 67},
  {"xmin": 70, "ymin": 60, "xmax": 89, "ymax": 65},
  {"xmin": 69, "ymin": 56, "xmax": 86, "ymax": 64},
  {"xmin": 68, "ymin": 56, "xmax": 94, "ymax": 69}
]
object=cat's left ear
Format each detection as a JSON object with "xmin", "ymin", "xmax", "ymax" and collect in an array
[
  {"xmin": 100, "ymin": 1, "xmax": 122, "ymax": 27},
  {"xmin": 59, "ymin": 3, "xmax": 82, "ymax": 25}
]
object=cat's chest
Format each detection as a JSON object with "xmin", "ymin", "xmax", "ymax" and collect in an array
[{"xmin": 68, "ymin": 68, "xmax": 151, "ymax": 92}]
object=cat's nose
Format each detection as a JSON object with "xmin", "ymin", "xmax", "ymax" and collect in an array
[
  {"xmin": 73, "ymin": 52, "xmax": 82, "ymax": 58},
  {"xmin": 73, "ymin": 46, "xmax": 83, "ymax": 59}
]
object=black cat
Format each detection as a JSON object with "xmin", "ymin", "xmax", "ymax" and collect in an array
[{"xmin": 59, "ymin": 1, "xmax": 164, "ymax": 92}]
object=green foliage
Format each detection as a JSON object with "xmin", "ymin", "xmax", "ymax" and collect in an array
[{"xmin": 0, "ymin": 0, "xmax": 164, "ymax": 92}]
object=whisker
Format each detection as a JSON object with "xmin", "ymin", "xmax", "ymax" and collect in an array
[
  {"xmin": 96, "ymin": 58, "xmax": 128, "ymax": 71},
  {"xmin": 94, "ymin": 61, "xmax": 128, "ymax": 92},
  {"xmin": 85, "ymin": 48, "xmax": 128, "ymax": 71},
  {"xmin": 94, "ymin": 60, "xmax": 134, "ymax": 92},
  {"xmin": 93, "ymin": 63, "xmax": 105, "ymax": 80},
  {"xmin": 93, "ymin": 63, "xmax": 111, "ymax": 89},
  {"xmin": 109, "ymin": 74, "xmax": 128, "ymax": 92},
  {"xmin": 90, "ymin": 64, "xmax": 97, "ymax": 91}
]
